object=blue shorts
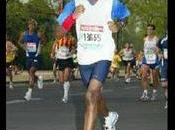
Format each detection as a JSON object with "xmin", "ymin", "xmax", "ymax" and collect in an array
[
  {"xmin": 79, "ymin": 60, "xmax": 111, "ymax": 87},
  {"xmin": 160, "ymin": 60, "xmax": 167, "ymax": 81},
  {"xmin": 26, "ymin": 56, "xmax": 40, "ymax": 70},
  {"xmin": 142, "ymin": 56, "xmax": 160, "ymax": 69}
]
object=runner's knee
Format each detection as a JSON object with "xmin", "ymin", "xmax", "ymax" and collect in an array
[{"xmin": 85, "ymin": 89, "xmax": 101, "ymax": 105}]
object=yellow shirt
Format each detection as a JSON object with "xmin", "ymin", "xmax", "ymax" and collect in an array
[
  {"xmin": 6, "ymin": 52, "xmax": 15, "ymax": 63},
  {"xmin": 111, "ymin": 54, "xmax": 122, "ymax": 68},
  {"xmin": 6, "ymin": 40, "xmax": 17, "ymax": 63}
]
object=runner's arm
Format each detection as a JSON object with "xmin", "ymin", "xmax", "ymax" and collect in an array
[
  {"xmin": 35, "ymin": 34, "xmax": 43, "ymax": 57},
  {"xmin": 35, "ymin": 43, "xmax": 42, "ymax": 57},
  {"xmin": 50, "ymin": 41, "xmax": 57, "ymax": 59},
  {"xmin": 56, "ymin": 0, "xmax": 76, "ymax": 32},
  {"xmin": 156, "ymin": 38, "xmax": 163, "ymax": 59},
  {"xmin": 155, "ymin": 37, "xmax": 160, "ymax": 55}
]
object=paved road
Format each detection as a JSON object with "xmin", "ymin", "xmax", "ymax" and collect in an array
[{"xmin": 6, "ymin": 78, "xmax": 167, "ymax": 130}]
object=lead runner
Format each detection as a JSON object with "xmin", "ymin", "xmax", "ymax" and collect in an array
[{"xmin": 57, "ymin": 0, "xmax": 130, "ymax": 129}]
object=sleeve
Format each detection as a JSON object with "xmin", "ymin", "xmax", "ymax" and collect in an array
[
  {"xmin": 56, "ymin": 0, "xmax": 76, "ymax": 26},
  {"xmin": 111, "ymin": 0, "xmax": 131, "ymax": 21}
]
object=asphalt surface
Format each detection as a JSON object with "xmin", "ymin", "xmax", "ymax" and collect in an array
[{"xmin": 6, "ymin": 78, "xmax": 167, "ymax": 130}]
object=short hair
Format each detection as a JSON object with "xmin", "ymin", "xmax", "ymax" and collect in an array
[{"xmin": 147, "ymin": 24, "xmax": 156, "ymax": 30}]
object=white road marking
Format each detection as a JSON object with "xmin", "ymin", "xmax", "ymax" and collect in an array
[
  {"xmin": 6, "ymin": 98, "xmax": 43, "ymax": 105},
  {"xmin": 124, "ymin": 86, "xmax": 138, "ymax": 90},
  {"xmin": 6, "ymin": 99, "xmax": 25, "ymax": 104}
]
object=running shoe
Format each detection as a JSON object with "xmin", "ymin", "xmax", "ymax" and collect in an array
[
  {"xmin": 139, "ymin": 93, "xmax": 149, "ymax": 101},
  {"xmin": 37, "ymin": 75, "xmax": 43, "ymax": 89},
  {"xmin": 104, "ymin": 112, "xmax": 119, "ymax": 130},
  {"xmin": 53, "ymin": 79, "xmax": 57, "ymax": 83},
  {"xmin": 62, "ymin": 97, "xmax": 68, "ymax": 103},
  {"xmin": 164, "ymin": 101, "xmax": 168, "ymax": 109},
  {"xmin": 9, "ymin": 82, "xmax": 14, "ymax": 89},
  {"xmin": 24, "ymin": 91, "xmax": 32, "ymax": 101},
  {"xmin": 150, "ymin": 92, "xmax": 157, "ymax": 101},
  {"xmin": 125, "ymin": 78, "xmax": 131, "ymax": 83}
]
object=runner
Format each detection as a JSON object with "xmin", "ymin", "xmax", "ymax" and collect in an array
[
  {"xmin": 18, "ymin": 19, "xmax": 43, "ymax": 101},
  {"xmin": 157, "ymin": 32, "xmax": 168, "ymax": 109},
  {"xmin": 120, "ymin": 42, "xmax": 135, "ymax": 83},
  {"xmin": 6, "ymin": 36, "xmax": 18, "ymax": 89},
  {"xmin": 109, "ymin": 49, "xmax": 122, "ymax": 80},
  {"xmin": 50, "ymin": 31, "xmax": 75, "ymax": 103},
  {"xmin": 57, "ymin": 0, "xmax": 130, "ymax": 129},
  {"xmin": 139, "ymin": 24, "xmax": 160, "ymax": 101},
  {"xmin": 135, "ymin": 50, "xmax": 144, "ymax": 80}
]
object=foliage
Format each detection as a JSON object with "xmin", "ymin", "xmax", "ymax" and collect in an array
[
  {"xmin": 118, "ymin": 0, "xmax": 167, "ymax": 50},
  {"xmin": 6, "ymin": 0, "xmax": 167, "ymax": 69},
  {"xmin": 40, "ymin": 40, "xmax": 54, "ymax": 70}
]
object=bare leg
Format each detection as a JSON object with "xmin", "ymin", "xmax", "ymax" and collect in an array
[
  {"xmin": 58, "ymin": 70, "xmax": 64, "ymax": 85},
  {"xmin": 97, "ymin": 87, "xmax": 109, "ymax": 117},
  {"xmin": 29, "ymin": 67, "xmax": 37, "ymax": 89},
  {"xmin": 84, "ymin": 79, "xmax": 106, "ymax": 130},
  {"xmin": 141, "ymin": 65, "xmax": 149, "ymax": 91},
  {"xmin": 53, "ymin": 62, "xmax": 57, "ymax": 82},
  {"xmin": 152, "ymin": 68, "xmax": 159, "ymax": 90},
  {"xmin": 140, "ymin": 64, "xmax": 149, "ymax": 100}
]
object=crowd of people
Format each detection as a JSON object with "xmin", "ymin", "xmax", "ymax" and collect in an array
[{"xmin": 6, "ymin": 0, "xmax": 168, "ymax": 130}]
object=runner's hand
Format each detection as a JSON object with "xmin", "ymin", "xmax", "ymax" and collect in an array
[
  {"xmin": 73, "ymin": 5, "xmax": 85, "ymax": 19},
  {"xmin": 158, "ymin": 53, "xmax": 163, "ymax": 59},
  {"xmin": 50, "ymin": 53, "xmax": 55, "ymax": 59},
  {"xmin": 107, "ymin": 21, "xmax": 119, "ymax": 33}
]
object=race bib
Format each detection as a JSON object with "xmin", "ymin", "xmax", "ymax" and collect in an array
[
  {"xmin": 27, "ymin": 42, "xmax": 36, "ymax": 52},
  {"xmin": 145, "ymin": 50, "xmax": 156, "ymax": 64},
  {"xmin": 56, "ymin": 46, "xmax": 70, "ymax": 58},
  {"xmin": 163, "ymin": 49, "xmax": 168, "ymax": 59},
  {"xmin": 79, "ymin": 24, "xmax": 103, "ymax": 50}
]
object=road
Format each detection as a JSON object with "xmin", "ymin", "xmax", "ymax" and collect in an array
[{"xmin": 6, "ymin": 78, "xmax": 167, "ymax": 130}]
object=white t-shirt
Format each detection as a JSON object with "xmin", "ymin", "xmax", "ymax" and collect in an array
[
  {"xmin": 122, "ymin": 48, "xmax": 134, "ymax": 61},
  {"xmin": 55, "ymin": 46, "xmax": 72, "ymax": 59},
  {"xmin": 144, "ymin": 36, "xmax": 158, "ymax": 64},
  {"xmin": 75, "ymin": 0, "xmax": 115, "ymax": 65}
]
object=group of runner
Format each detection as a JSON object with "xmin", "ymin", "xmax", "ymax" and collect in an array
[{"xmin": 6, "ymin": 0, "xmax": 167, "ymax": 130}]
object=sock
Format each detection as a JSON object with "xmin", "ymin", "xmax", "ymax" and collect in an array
[
  {"xmin": 10, "ymin": 81, "xmax": 13, "ymax": 85},
  {"xmin": 28, "ymin": 88, "xmax": 32, "ymax": 93},
  {"xmin": 153, "ymin": 89, "xmax": 157, "ymax": 93},
  {"xmin": 63, "ymin": 81, "xmax": 70, "ymax": 98},
  {"xmin": 125, "ymin": 75, "xmax": 127, "ymax": 79}
]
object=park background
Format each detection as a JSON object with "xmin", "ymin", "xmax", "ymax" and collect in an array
[{"xmin": 6, "ymin": 0, "xmax": 167, "ymax": 70}]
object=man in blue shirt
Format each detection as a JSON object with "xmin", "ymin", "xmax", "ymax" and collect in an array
[{"xmin": 18, "ymin": 19, "xmax": 43, "ymax": 101}]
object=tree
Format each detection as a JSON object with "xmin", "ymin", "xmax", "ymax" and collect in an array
[{"xmin": 117, "ymin": 0, "xmax": 167, "ymax": 50}]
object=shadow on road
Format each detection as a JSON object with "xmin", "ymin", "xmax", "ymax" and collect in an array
[{"xmin": 72, "ymin": 94, "xmax": 85, "ymax": 130}]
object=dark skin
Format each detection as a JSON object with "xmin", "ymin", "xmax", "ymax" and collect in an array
[
  {"xmin": 73, "ymin": 3, "xmax": 123, "ymax": 130},
  {"xmin": 18, "ymin": 22, "xmax": 41, "ymax": 89}
]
